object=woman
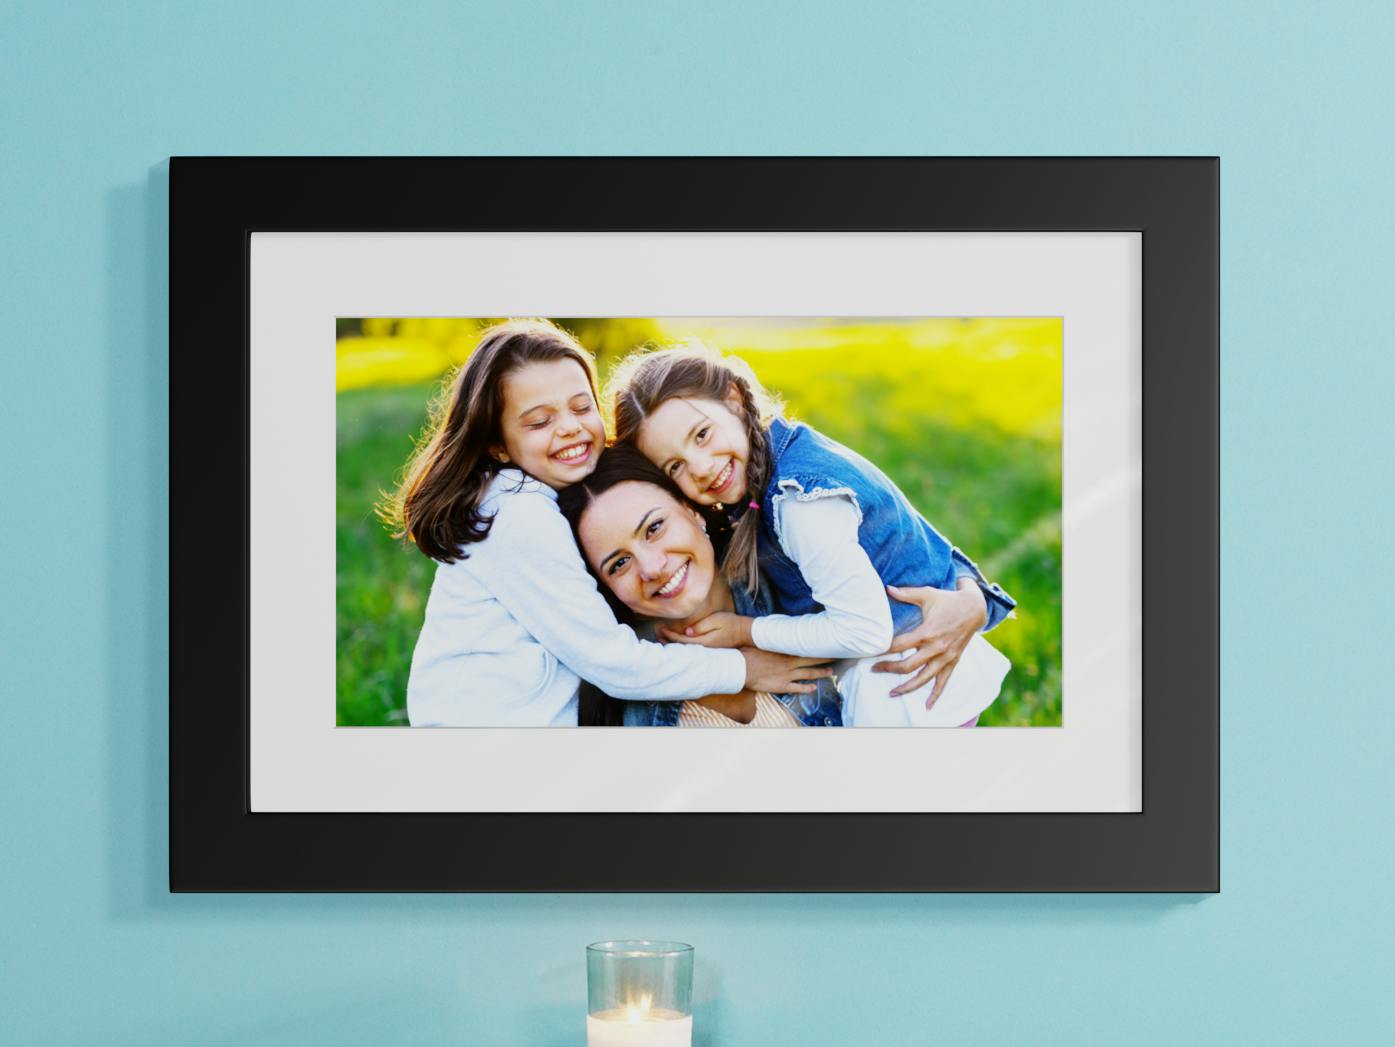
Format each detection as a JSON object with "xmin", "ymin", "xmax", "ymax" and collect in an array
[{"xmin": 557, "ymin": 445, "xmax": 844, "ymax": 727}]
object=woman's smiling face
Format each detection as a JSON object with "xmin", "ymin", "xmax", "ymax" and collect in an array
[
  {"xmin": 493, "ymin": 358, "xmax": 606, "ymax": 489},
  {"xmin": 633, "ymin": 392, "xmax": 751, "ymax": 507},
  {"xmin": 576, "ymin": 480, "xmax": 717, "ymax": 621}
]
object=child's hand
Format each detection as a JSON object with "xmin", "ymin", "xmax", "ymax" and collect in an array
[
  {"xmin": 737, "ymin": 649, "xmax": 834, "ymax": 696},
  {"xmin": 873, "ymin": 581, "xmax": 987, "ymax": 707},
  {"xmin": 658, "ymin": 612, "xmax": 754, "ymax": 649}
]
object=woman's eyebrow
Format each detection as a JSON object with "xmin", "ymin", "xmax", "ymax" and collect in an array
[{"xmin": 599, "ymin": 507, "xmax": 662, "ymax": 569}]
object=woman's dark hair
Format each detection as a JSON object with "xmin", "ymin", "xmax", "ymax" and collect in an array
[
  {"xmin": 378, "ymin": 319, "xmax": 599, "ymax": 563},
  {"xmin": 576, "ymin": 680, "xmax": 627, "ymax": 728},
  {"xmin": 556, "ymin": 444, "xmax": 700, "ymax": 727},
  {"xmin": 607, "ymin": 342, "xmax": 780, "ymax": 596}
]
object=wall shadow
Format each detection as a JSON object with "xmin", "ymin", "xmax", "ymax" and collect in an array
[{"xmin": 103, "ymin": 166, "xmax": 170, "ymax": 919}]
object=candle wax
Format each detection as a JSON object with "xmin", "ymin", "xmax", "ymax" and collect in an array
[{"xmin": 586, "ymin": 1008, "xmax": 692, "ymax": 1047}]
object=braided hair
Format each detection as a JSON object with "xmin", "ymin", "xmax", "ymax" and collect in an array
[{"xmin": 608, "ymin": 342, "xmax": 782, "ymax": 596}]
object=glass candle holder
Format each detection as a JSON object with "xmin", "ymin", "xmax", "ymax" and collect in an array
[{"xmin": 586, "ymin": 940, "xmax": 694, "ymax": 1047}]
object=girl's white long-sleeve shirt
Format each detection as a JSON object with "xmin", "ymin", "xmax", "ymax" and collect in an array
[
  {"xmin": 407, "ymin": 469, "xmax": 746, "ymax": 726},
  {"xmin": 747, "ymin": 494, "xmax": 1011, "ymax": 727},
  {"xmin": 748, "ymin": 494, "xmax": 895, "ymax": 658}
]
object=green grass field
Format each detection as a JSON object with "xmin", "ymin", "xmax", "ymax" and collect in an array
[{"xmin": 337, "ymin": 319, "xmax": 1061, "ymax": 726}]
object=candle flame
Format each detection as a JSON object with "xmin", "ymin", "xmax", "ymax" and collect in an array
[{"xmin": 624, "ymin": 993, "xmax": 653, "ymax": 1022}]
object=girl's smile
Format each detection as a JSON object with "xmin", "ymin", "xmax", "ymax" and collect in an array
[
  {"xmin": 706, "ymin": 459, "xmax": 736, "ymax": 497},
  {"xmin": 552, "ymin": 441, "xmax": 593, "ymax": 465}
]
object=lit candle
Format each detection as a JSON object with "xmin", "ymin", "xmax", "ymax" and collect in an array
[
  {"xmin": 586, "ymin": 993, "xmax": 693, "ymax": 1047},
  {"xmin": 586, "ymin": 941, "xmax": 694, "ymax": 1047}
]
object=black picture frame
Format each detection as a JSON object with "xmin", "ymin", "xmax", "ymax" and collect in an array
[{"xmin": 170, "ymin": 157, "xmax": 1218, "ymax": 892}]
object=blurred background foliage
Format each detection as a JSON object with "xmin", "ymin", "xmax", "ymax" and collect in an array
[{"xmin": 337, "ymin": 317, "xmax": 1061, "ymax": 726}]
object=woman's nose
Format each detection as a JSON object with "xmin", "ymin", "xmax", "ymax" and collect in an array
[{"xmin": 635, "ymin": 546, "xmax": 666, "ymax": 579}]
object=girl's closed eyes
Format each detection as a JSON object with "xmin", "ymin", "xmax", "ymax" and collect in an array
[{"xmin": 525, "ymin": 395, "xmax": 594, "ymax": 429}]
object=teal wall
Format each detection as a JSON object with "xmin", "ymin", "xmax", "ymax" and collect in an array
[{"xmin": 3, "ymin": 2, "xmax": 1391, "ymax": 1043}]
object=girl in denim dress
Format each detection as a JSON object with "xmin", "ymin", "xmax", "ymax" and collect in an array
[{"xmin": 610, "ymin": 344, "xmax": 1016, "ymax": 728}]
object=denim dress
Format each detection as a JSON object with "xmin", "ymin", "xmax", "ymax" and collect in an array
[
  {"xmin": 618, "ymin": 573, "xmax": 845, "ymax": 728},
  {"xmin": 753, "ymin": 416, "xmax": 1017, "ymax": 636}
]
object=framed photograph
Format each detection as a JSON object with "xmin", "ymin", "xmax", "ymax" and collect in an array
[{"xmin": 170, "ymin": 157, "xmax": 1217, "ymax": 891}]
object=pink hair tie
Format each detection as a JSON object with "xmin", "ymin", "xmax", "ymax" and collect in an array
[{"xmin": 748, "ymin": 500, "xmax": 760, "ymax": 511}]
